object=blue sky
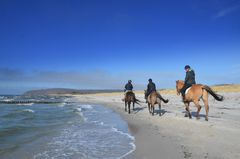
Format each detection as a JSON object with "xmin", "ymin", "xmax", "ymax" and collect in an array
[{"xmin": 0, "ymin": 0, "xmax": 240, "ymax": 94}]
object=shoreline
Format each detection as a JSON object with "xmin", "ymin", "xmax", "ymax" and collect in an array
[
  {"xmin": 73, "ymin": 92, "xmax": 240, "ymax": 159},
  {"xmin": 72, "ymin": 94, "xmax": 185, "ymax": 159}
]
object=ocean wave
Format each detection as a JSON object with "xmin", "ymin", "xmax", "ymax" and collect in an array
[
  {"xmin": 75, "ymin": 107, "xmax": 82, "ymax": 112},
  {"xmin": 119, "ymin": 142, "xmax": 136, "ymax": 159},
  {"xmin": 16, "ymin": 103, "xmax": 34, "ymax": 106},
  {"xmin": 22, "ymin": 109, "xmax": 35, "ymax": 113},
  {"xmin": 33, "ymin": 111, "xmax": 135, "ymax": 159},
  {"xmin": 78, "ymin": 104, "xmax": 93, "ymax": 110},
  {"xmin": 0, "ymin": 96, "xmax": 5, "ymax": 99},
  {"xmin": 2, "ymin": 109, "xmax": 35, "ymax": 119},
  {"xmin": 0, "ymin": 126, "xmax": 29, "ymax": 137},
  {"xmin": 57, "ymin": 102, "xmax": 66, "ymax": 107},
  {"xmin": 93, "ymin": 120, "xmax": 135, "ymax": 141},
  {"xmin": 88, "ymin": 120, "xmax": 136, "ymax": 159},
  {"xmin": 73, "ymin": 108, "xmax": 87, "ymax": 121},
  {"xmin": 2, "ymin": 99, "xmax": 14, "ymax": 102}
]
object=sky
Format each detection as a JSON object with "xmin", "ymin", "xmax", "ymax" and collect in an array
[{"xmin": 0, "ymin": 0, "xmax": 240, "ymax": 94}]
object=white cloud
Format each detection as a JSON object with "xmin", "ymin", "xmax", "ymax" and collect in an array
[{"xmin": 214, "ymin": 5, "xmax": 240, "ymax": 18}]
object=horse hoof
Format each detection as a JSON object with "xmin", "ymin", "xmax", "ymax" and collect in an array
[
  {"xmin": 205, "ymin": 118, "xmax": 208, "ymax": 121},
  {"xmin": 184, "ymin": 114, "xmax": 188, "ymax": 117}
]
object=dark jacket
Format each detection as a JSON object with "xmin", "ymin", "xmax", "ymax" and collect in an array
[
  {"xmin": 185, "ymin": 69, "xmax": 196, "ymax": 85},
  {"xmin": 125, "ymin": 83, "xmax": 133, "ymax": 91},
  {"xmin": 147, "ymin": 82, "xmax": 156, "ymax": 94}
]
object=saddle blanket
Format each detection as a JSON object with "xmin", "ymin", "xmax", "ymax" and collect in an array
[{"xmin": 185, "ymin": 87, "xmax": 191, "ymax": 95}]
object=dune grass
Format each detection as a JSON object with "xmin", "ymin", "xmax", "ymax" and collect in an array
[{"xmin": 212, "ymin": 84, "xmax": 240, "ymax": 92}]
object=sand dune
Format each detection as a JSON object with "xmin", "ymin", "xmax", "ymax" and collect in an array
[{"xmin": 72, "ymin": 90, "xmax": 240, "ymax": 159}]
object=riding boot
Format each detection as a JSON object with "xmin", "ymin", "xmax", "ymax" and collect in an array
[{"xmin": 145, "ymin": 96, "xmax": 148, "ymax": 103}]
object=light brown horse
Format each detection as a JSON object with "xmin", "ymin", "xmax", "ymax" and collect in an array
[
  {"xmin": 124, "ymin": 91, "xmax": 140, "ymax": 114},
  {"xmin": 176, "ymin": 80, "xmax": 224, "ymax": 121},
  {"xmin": 145, "ymin": 90, "xmax": 169, "ymax": 116}
]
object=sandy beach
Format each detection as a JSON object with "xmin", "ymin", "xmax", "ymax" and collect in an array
[{"xmin": 72, "ymin": 91, "xmax": 240, "ymax": 159}]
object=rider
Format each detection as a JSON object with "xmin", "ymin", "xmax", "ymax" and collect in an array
[
  {"xmin": 124, "ymin": 80, "xmax": 133, "ymax": 92},
  {"xmin": 180, "ymin": 65, "xmax": 196, "ymax": 101},
  {"xmin": 145, "ymin": 78, "xmax": 156, "ymax": 102},
  {"xmin": 123, "ymin": 80, "xmax": 134, "ymax": 100}
]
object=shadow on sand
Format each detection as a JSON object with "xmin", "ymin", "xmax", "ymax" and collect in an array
[
  {"xmin": 133, "ymin": 106, "xmax": 147, "ymax": 114},
  {"xmin": 154, "ymin": 109, "xmax": 168, "ymax": 116},
  {"xmin": 181, "ymin": 111, "xmax": 206, "ymax": 118}
]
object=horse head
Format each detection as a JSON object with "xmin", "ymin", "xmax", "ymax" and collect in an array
[{"xmin": 176, "ymin": 80, "xmax": 184, "ymax": 95}]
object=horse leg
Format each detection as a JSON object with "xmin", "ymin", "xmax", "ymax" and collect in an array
[
  {"xmin": 148, "ymin": 103, "xmax": 151, "ymax": 114},
  {"xmin": 193, "ymin": 100, "xmax": 202, "ymax": 120},
  {"xmin": 184, "ymin": 102, "xmax": 191, "ymax": 119},
  {"xmin": 159, "ymin": 103, "xmax": 161, "ymax": 116},
  {"xmin": 204, "ymin": 102, "xmax": 209, "ymax": 121},
  {"xmin": 133, "ymin": 101, "xmax": 135, "ymax": 111},
  {"xmin": 152, "ymin": 105, "xmax": 154, "ymax": 116},
  {"xmin": 128, "ymin": 102, "xmax": 131, "ymax": 114},
  {"xmin": 184, "ymin": 107, "xmax": 188, "ymax": 117},
  {"xmin": 125, "ymin": 101, "xmax": 127, "ymax": 112},
  {"xmin": 202, "ymin": 92, "xmax": 209, "ymax": 121}
]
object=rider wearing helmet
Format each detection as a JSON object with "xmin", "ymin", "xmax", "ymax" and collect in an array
[
  {"xmin": 123, "ymin": 80, "xmax": 134, "ymax": 101},
  {"xmin": 145, "ymin": 78, "xmax": 156, "ymax": 102},
  {"xmin": 124, "ymin": 80, "xmax": 133, "ymax": 92},
  {"xmin": 181, "ymin": 65, "xmax": 196, "ymax": 101}
]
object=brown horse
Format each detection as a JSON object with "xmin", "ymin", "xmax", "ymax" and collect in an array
[
  {"xmin": 145, "ymin": 90, "xmax": 169, "ymax": 116},
  {"xmin": 176, "ymin": 80, "xmax": 224, "ymax": 121},
  {"xmin": 124, "ymin": 91, "xmax": 140, "ymax": 114}
]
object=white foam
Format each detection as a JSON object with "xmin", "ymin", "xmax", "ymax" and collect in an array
[
  {"xmin": 58, "ymin": 103, "xmax": 66, "ymax": 107},
  {"xmin": 22, "ymin": 109, "xmax": 35, "ymax": 113},
  {"xmin": 90, "ymin": 117, "xmax": 135, "ymax": 141},
  {"xmin": 17, "ymin": 103, "xmax": 34, "ymax": 106},
  {"xmin": 118, "ymin": 142, "xmax": 136, "ymax": 159},
  {"xmin": 110, "ymin": 125, "xmax": 136, "ymax": 158},
  {"xmin": 2, "ymin": 99, "xmax": 14, "ymax": 102},
  {"xmin": 75, "ymin": 107, "xmax": 82, "ymax": 112},
  {"xmin": 112, "ymin": 127, "xmax": 135, "ymax": 140},
  {"xmin": 79, "ymin": 105, "xmax": 93, "ymax": 110}
]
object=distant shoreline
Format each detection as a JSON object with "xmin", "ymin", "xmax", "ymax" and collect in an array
[{"xmin": 21, "ymin": 84, "xmax": 240, "ymax": 96}]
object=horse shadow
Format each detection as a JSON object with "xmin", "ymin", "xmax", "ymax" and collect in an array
[
  {"xmin": 182, "ymin": 111, "xmax": 206, "ymax": 118},
  {"xmin": 133, "ymin": 106, "xmax": 147, "ymax": 114},
  {"xmin": 154, "ymin": 109, "xmax": 168, "ymax": 116}
]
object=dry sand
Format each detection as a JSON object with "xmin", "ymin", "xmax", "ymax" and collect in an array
[{"xmin": 72, "ymin": 91, "xmax": 240, "ymax": 159}]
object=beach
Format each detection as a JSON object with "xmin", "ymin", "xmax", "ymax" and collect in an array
[{"xmin": 73, "ymin": 91, "xmax": 240, "ymax": 159}]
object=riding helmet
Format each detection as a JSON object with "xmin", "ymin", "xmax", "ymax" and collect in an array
[{"xmin": 184, "ymin": 65, "xmax": 190, "ymax": 70}]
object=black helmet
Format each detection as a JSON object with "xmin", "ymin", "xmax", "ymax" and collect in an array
[
  {"xmin": 184, "ymin": 65, "xmax": 190, "ymax": 70},
  {"xmin": 128, "ymin": 80, "xmax": 132, "ymax": 83},
  {"xmin": 148, "ymin": 78, "xmax": 152, "ymax": 82}
]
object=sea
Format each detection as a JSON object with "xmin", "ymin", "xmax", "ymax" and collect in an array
[{"xmin": 0, "ymin": 95, "xmax": 135, "ymax": 159}]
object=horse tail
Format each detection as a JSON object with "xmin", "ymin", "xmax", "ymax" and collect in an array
[
  {"xmin": 134, "ymin": 98, "xmax": 142, "ymax": 105},
  {"xmin": 203, "ymin": 85, "xmax": 224, "ymax": 101},
  {"xmin": 157, "ymin": 94, "xmax": 169, "ymax": 103}
]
